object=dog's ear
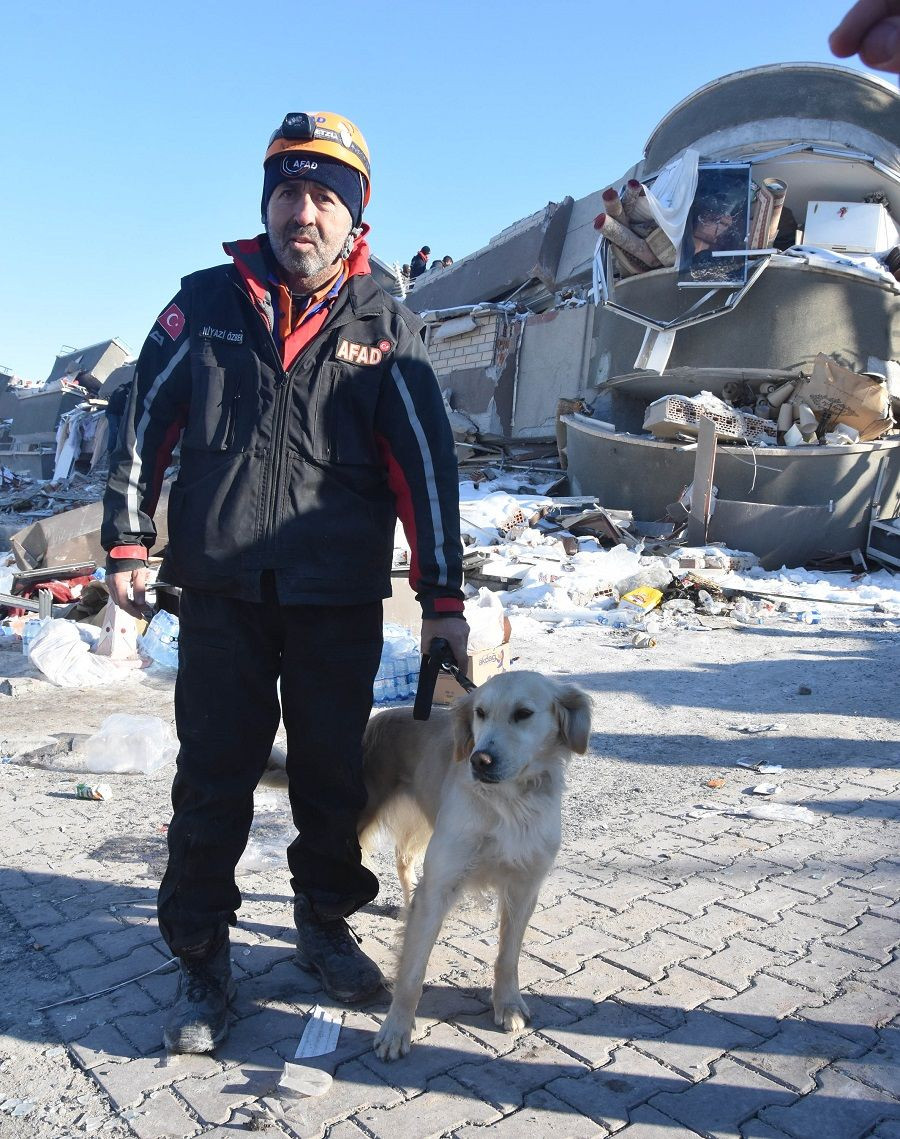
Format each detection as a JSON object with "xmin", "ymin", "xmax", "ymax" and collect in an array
[
  {"xmin": 553, "ymin": 685, "xmax": 592, "ymax": 754},
  {"xmin": 451, "ymin": 693, "xmax": 475, "ymax": 762}
]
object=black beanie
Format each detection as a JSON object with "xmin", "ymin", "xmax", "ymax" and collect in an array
[{"xmin": 261, "ymin": 153, "xmax": 364, "ymax": 226}]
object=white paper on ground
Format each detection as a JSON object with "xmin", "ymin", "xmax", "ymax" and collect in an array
[{"xmin": 294, "ymin": 1005, "xmax": 342, "ymax": 1059}]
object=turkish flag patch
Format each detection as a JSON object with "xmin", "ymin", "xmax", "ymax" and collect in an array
[
  {"xmin": 377, "ymin": 339, "xmax": 392, "ymax": 354},
  {"xmin": 158, "ymin": 303, "xmax": 186, "ymax": 341}
]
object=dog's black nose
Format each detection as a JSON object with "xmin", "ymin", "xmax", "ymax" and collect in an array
[{"xmin": 470, "ymin": 751, "xmax": 501, "ymax": 782}]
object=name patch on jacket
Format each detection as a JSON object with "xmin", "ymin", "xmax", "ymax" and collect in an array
[
  {"xmin": 200, "ymin": 325, "xmax": 244, "ymax": 344},
  {"xmin": 335, "ymin": 338, "xmax": 388, "ymax": 366}
]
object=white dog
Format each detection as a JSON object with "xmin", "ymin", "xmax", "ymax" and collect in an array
[{"xmin": 358, "ymin": 670, "xmax": 592, "ymax": 1060}]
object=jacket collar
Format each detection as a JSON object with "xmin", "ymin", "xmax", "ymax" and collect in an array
[{"xmin": 224, "ymin": 228, "xmax": 382, "ymax": 330}]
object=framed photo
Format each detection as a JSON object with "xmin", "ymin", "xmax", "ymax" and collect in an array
[{"xmin": 678, "ymin": 164, "xmax": 752, "ymax": 288}]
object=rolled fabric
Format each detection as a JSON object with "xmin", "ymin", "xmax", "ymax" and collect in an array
[
  {"xmin": 595, "ymin": 213, "xmax": 661, "ymax": 268},
  {"xmin": 748, "ymin": 182, "xmax": 775, "ymax": 249},
  {"xmin": 763, "ymin": 178, "xmax": 788, "ymax": 246},
  {"xmin": 602, "ymin": 188, "xmax": 625, "ymax": 220},
  {"xmin": 612, "ymin": 246, "xmax": 646, "ymax": 277},
  {"xmin": 622, "ymin": 179, "xmax": 655, "ymax": 224},
  {"xmin": 645, "ymin": 226, "xmax": 678, "ymax": 267}
]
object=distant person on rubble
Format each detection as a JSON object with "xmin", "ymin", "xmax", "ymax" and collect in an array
[
  {"xmin": 101, "ymin": 111, "xmax": 467, "ymax": 1054},
  {"xmin": 831, "ymin": 0, "xmax": 900, "ymax": 76},
  {"xmin": 409, "ymin": 245, "xmax": 430, "ymax": 278},
  {"xmin": 441, "ymin": 255, "xmax": 454, "ymax": 267}
]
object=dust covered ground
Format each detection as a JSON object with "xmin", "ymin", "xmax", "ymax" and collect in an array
[{"xmin": 0, "ymin": 583, "xmax": 898, "ymax": 1137}]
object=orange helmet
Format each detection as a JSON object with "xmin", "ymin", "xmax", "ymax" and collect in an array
[{"xmin": 264, "ymin": 111, "xmax": 371, "ymax": 210}]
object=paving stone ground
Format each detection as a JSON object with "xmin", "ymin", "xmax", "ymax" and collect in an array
[{"xmin": 0, "ymin": 610, "xmax": 898, "ymax": 1137}]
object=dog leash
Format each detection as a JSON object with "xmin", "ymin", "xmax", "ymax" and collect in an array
[{"xmin": 413, "ymin": 636, "xmax": 477, "ymax": 721}]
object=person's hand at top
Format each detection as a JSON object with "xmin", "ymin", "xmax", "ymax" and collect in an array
[{"xmin": 830, "ymin": 0, "xmax": 900, "ymax": 76}]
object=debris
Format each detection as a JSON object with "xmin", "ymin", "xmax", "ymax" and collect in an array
[
  {"xmin": 618, "ymin": 586, "xmax": 663, "ymax": 615},
  {"xmin": 82, "ymin": 714, "xmax": 177, "ymax": 775},
  {"xmin": 749, "ymin": 783, "xmax": 781, "ymax": 796},
  {"xmin": 632, "ymin": 632, "xmax": 657, "ymax": 648},
  {"xmin": 733, "ymin": 722, "xmax": 786, "ymax": 734},
  {"xmin": 294, "ymin": 1005, "xmax": 342, "ymax": 1059},
  {"xmin": 736, "ymin": 760, "xmax": 784, "ymax": 774},
  {"xmin": 706, "ymin": 777, "xmax": 726, "ymax": 788},
  {"xmin": 744, "ymin": 803, "xmax": 818, "ymax": 824},
  {"xmin": 75, "ymin": 782, "xmax": 112, "ymax": 801},
  {"xmin": 798, "ymin": 685, "xmax": 812, "ymax": 695},
  {"xmin": 278, "ymin": 1063, "xmax": 333, "ymax": 1100}
]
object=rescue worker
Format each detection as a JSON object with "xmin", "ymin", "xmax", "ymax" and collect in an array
[
  {"xmin": 102, "ymin": 111, "xmax": 468, "ymax": 1053},
  {"xmin": 409, "ymin": 245, "xmax": 430, "ymax": 279}
]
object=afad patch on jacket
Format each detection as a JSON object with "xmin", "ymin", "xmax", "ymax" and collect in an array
[{"xmin": 335, "ymin": 337, "xmax": 392, "ymax": 366}]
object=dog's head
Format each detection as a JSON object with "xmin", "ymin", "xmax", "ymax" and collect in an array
[{"xmin": 452, "ymin": 670, "xmax": 591, "ymax": 784}]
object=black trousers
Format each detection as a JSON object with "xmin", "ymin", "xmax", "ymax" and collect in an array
[{"xmin": 157, "ymin": 579, "xmax": 383, "ymax": 954}]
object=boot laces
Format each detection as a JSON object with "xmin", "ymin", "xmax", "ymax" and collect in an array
[
  {"xmin": 316, "ymin": 916, "xmax": 362, "ymax": 956},
  {"xmin": 182, "ymin": 959, "xmax": 222, "ymax": 1002}
]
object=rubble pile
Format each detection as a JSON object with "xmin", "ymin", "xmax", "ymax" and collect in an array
[{"xmin": 642, "ymin": 355, "xmax": 896, "ymax": 449}]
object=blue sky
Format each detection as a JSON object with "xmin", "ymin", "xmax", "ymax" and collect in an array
[{"xmin": 0, "ymin": 0, "xmax": 879, "ymax": 380}]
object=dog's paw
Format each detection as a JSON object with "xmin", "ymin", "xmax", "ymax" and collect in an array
[
  {"xmin": 373, "ymin": 1016, "xmax": 414, "ymax": 1061},
  {"xmin": 493, "ymin": 995, "xmax": 530, "ymax": 1032}
]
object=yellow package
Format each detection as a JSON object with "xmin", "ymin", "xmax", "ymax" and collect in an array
[{"xmin": 618, "ymin": 586, "xmax": 663, "ymax": 614}]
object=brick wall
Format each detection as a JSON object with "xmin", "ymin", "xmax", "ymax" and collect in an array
[{"xmin": 427, "ymin": 314, "xmax": 500, "ymax": 377}]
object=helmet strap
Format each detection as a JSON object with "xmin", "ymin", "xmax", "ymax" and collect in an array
[{"xmin": 341, "ymin": 227, "xmax": 362, "ymax": 259}]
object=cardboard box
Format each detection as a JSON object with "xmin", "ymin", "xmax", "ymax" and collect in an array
[
  {"xmin": 795, "ymin": 355, "xmax": 893, "ymax": 441},
  {"xmin": 433, "ymin": 639, "xmax": 510, "ymax": 705},
  {"xmin": 383, "ymin": 569, "xmax": 420, "ymax": 630}
]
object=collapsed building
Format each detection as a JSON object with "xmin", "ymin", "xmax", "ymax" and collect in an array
[
  {"xmin": 0, "ymin": 340, "xmax": 134, "ymax": 481},
  {"xmin": 404, "ymin": 63, "xmax": 900, "ymax": 569}
]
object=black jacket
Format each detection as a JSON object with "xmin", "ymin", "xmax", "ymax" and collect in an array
[
  {"xmin": 409, "ymin": 251, "xmax": 428, "ymax": 279},
  {"xmin": 102, "ymin": 241, "xmax": 464, "ymax": 616}
]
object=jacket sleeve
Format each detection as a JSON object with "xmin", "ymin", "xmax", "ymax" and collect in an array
[
  {"xmin": 100, "ymin": 291, "xmax": 193, "ymax": 562},
  {"xmin": 374, "ymin": 315, "xmax": 465, "ymax": 619}
]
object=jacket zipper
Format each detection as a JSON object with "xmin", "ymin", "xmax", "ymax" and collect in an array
[{"xmin": 230, "ymin": 276, "xmax": 375, "ymax": 551}]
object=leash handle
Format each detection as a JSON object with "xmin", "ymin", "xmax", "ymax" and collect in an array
[{"xmin": 412, "ymin": 636, "xmax": 476, "ymax": 721}]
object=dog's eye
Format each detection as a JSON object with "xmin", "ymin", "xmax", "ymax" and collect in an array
[
  {"xmin": 512, "ymin": 707, "xmax": 534, "ymax": 722},
  {"xmin": 474, "ymin": 707, "xmax": 486, "ymax": 720}
]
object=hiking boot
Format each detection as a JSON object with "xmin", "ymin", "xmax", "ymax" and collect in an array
[
  {"xmin": 163, "ymin": 933, "xmax": 235, "ymax": 1054},
  {"xmin": 293, "ymin": 895, "xmax": 384, "ymax": 1003}
]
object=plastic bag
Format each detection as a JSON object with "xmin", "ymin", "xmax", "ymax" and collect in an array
[
  {"xmin": 82, "ymin": 713, "xmax": 178, "ymax": 775},
  {"xmin": 465, "ymin": 588, "xmax": 507, "ymax": 650},
  {"xmin": 29, "ymin": 621, "xmax": 137, "ymax": 688}
]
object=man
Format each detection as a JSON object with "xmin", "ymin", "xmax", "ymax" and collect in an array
[
  {"xmin": 102, "ymin": 111, "xmax": 468, "ymax": 1054},
  {"xmin": 409, "ymin": 245, "xmax": 430, "ymax": 279}
]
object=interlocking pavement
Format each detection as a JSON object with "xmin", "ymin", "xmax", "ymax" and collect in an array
[{"xmin": 1, "ymin": 750, "xmax": 898, "ymax": 1139}]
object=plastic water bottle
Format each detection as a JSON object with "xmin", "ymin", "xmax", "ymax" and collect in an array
[
  {"xmin": 139, "ymin": 610, "xmax": 180, "ymax": 668},
  {"xmin": 373, "ymin": 625, "xmax": 419, "ymax": 703},
  {"xmin": 22, "ymin": 618, "xmax": 47, "ymax": 657}
]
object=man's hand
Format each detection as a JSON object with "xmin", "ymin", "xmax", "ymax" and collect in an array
[
  {"xmin": 107, "ymin": 567, "xmax": 152, "ymax": 620},
  {"xmin": 421, "ymin": 617, "xmax": 469, "ymax": 669},
  {"xmin": 830, "ymin": 0, "xmax": 900, "ymax": 75}
]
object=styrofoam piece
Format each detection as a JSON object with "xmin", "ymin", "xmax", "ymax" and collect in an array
[{"xmin": 278, "ymin": 1062, "xmax": 333, "ymax": 1099}]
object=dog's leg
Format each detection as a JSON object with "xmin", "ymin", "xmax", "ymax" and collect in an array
[
  {"xmin": 395, "ymin": 846, "xmax": 417, "ymax": 908},
  {"xmin": 492, "ymin": 875, "xmax": 543, "ymax": 1032},
  {"xmin": 374, "ymin": 860, "xmax": 462, "ymax": 1060}
]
